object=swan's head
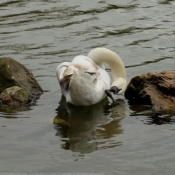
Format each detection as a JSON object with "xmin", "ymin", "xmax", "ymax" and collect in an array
[
  {"xmin": 110, "ymin": 77, "xmax": 127, "ymax": 95},
  {"xmin": 58, "ymin": 65, "xmax": 78, "ymax": 94}
]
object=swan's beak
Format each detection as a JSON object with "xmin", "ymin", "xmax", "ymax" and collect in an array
[{"xmin": 109, "ymin": 86, "xmax": 122, "ymax": 95}]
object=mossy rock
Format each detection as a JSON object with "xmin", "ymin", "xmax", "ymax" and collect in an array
[
  {"xmin": 125, "ymin": 70, "xmax": 175, "ymax": 113},
  {"xmin": 0, "ymin": 57, "xmax": 43, "ymax": 95},
  {"xmin": 0, "ymin": 86, "xmax": 32, "ymax": 107}
]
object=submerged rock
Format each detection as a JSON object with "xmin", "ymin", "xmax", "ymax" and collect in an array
[
  {"xmin": 125, "ymin": 70, "xmax": 175, "ymax": 113},
  {"xmin": 0, "ymin": 86, "xmax": 32, "ymax": 107},
  {"xmin": 0, "ymin": 57, "xmax": 43, "ymax": 95},
  {"xmin": 0, "ymin": 57, "xmax": 43, "ymax": 106}
]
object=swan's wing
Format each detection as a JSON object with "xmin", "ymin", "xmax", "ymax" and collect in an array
[
  {"xmin": 71, "ymin": 55, "xmax": 98, "ymax": 73},
  {"xmin": 56, "ymin": 62, "xmax": 71, "ymax": 82}
]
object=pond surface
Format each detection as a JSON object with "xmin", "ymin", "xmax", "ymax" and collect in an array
[{"xmin": 0, "ymin": 0, "xmax": 175, "ymax": 174}]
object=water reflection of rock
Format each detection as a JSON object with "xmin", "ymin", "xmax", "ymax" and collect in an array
[
  {"xmin": 130, "ymin": 104, "xmax": 175, "ymax": 125},
  {"xmin": 53, "ymin": 97, "xmax": 126, "ymax": 154}
]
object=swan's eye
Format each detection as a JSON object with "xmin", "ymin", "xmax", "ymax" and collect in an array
[{"xmin": 85, "ymin": 72, "xmax": 96, "ymax": 76}]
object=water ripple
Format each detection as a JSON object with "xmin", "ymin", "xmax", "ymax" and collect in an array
[
  {"xmin": 75, "ymin": 4, "xmax": 137, "ymax": 15},
  {"xmin": 126, "ymin": 56, "xmax": 174, "ymax": 68}
]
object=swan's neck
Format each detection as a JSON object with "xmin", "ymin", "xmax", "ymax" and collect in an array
[{"xmin": 87, "ymin": 48, "xmax": 126, "ymax": 94}]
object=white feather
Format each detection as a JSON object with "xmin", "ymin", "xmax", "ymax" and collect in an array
[{"xmin": 56, "ymin": 48, "xmax": 127, "ymax": 106}]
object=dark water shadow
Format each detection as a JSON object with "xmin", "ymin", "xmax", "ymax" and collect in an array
[
  {"xmin": 74, "ymin": 4, "xmax": 137, "ymax": 16},
  {"xmin": 158, "ymin": 0, "xmax": 174, "ymax": 4},
  {"xmin": 0, "ymin": 96, "xmax": 41, "ymax": 119},
  {"xmin": 0, "ymin": 104, "xmax": 31, "ymax": 119},
  {"xmin": 125, "ymin": 56, "xmax": 173, "ymax": 69},
  {"xmin": 129, "ymin": 104, "xmax": 175, "ymax": 125},
  {"xmin": 53, "ymin": 97, "xmax": 126, "ymax": 154}
]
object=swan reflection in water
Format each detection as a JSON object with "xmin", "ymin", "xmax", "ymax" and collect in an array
[{"xmin": 53, "ymin": 97, "xmax": 126, "ymax": 154}]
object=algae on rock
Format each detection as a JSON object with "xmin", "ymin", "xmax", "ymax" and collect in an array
[
  {"xmin": 0, "ymin": 57, "xmax": 43, "ymax": 107},
  {"xmin": 0, "ymin": 86, "xmax": 32, "ymax": 107},
  {"xmin": 0, "ymin": 57, "xmax": 43, "ymax": 95},
  {"xmin": 125, "ymin": 70, "xmax": 175, "ymax": 113}
]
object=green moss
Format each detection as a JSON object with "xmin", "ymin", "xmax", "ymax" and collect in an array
[
  {"xmin": 0, "ymin": 57, "xmax": 43, "ymax": 98},
  {"xmin": 0, "ymin": 63, "xmax": 16, "ymax": 92}
]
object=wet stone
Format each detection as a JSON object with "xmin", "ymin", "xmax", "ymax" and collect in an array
[
  {"xmin": 125, "ymin": 70, "xmax": 175, "ymax": 114},
  {"xmin": 0, "ymin": 57, "xmax": 43, "ymax": 95},
  {"xmin": 0, "ymin": 86, "xmax": 32, "ymax": 107},
  {"xmin": 0, "ymin": 57, "xmax": 43, "ymax": 107}
]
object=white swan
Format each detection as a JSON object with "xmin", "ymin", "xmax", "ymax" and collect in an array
[{"xmin": 56, "ymin": 48, "xmax": 127, "ymax": 106}]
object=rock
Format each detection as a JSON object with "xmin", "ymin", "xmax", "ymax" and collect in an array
[
  {"xmin": 0, "ymin": 86, "xmax": 32, "ymax": 107},
  {"xmin": 0, "ymin": 57, "xmax": 43, "ymax": 95},
  {"xmin": 125, "ymin": 70, "xmax": 175, "ymax": 113}
]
